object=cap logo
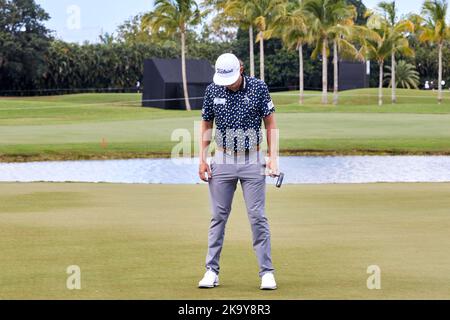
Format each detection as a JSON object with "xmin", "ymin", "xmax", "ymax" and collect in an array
[{"xmin": 217, "ymin": 68, "xmax": 234, "ymax": 75}]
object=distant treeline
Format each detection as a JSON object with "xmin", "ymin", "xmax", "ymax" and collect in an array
[{"xmin": 0, "ymin": 0, "xmax": 449, "ymax": 96}]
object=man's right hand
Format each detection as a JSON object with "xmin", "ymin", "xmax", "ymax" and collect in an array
[{"xmin": 199, "ymin": 162, "xmax": 212, "ymax": 182}]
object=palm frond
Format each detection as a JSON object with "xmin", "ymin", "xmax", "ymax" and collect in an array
[{"xmin": 384, "ymin": 60, "xmax": 420, "ymax": 89}]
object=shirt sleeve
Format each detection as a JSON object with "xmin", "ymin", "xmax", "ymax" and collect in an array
[
  {"xmin": 259, "ymin": 82, "xmax": 276, "ymax": 118},
  {"xmin": 201, "ymin": 87, "xmax": 215, "ymax": 122}
]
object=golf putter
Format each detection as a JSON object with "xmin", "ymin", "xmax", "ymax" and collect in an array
[
  {"xmin": 263, "ymin": 162, "xmax": 285, "ymax": 188},
  {"xmin": 274, "ymin": 172, "xmax": 285, "ymax": 188}
]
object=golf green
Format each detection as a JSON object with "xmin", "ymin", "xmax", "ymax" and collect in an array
[{"xmin": 1, "ymin": 182, "xmax": 449, "ymax": 299}]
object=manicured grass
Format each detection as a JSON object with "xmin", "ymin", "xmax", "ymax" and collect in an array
[
  {"xmin": 272, "ymin": 88, "xmax": 450, "ymax": 113},
  {"xmin": 0, "ymin": 182, "xmax": 449, "ymax": 299},
  {"xmin": 0, "ymin": 89, "xmax": 450, "ymax": 161}
]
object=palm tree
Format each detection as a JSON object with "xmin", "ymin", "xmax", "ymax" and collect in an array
[
  {"xmin": 251, "ymin": 0, "xmax": 286, "ymax": 82},
  {"xmin": 329, "ymin": 18, "xmax": 363, "ymax": 105},
  {"xmin": 220, "ymin": 0, "xmax": 257, "ymax": 77},
  {"xmin": 385, "ymin": 60, "xmax": 421, "ymax": 89},
  {"xmin": 419, "ymin": 0, "xmax": 450, "ymax": 104},
  {"xmin": 203, "ymin": 0, "xmax": 257, "ymax": 77},
  {"xmin": 377, "ymin": 1, "xmax": 415, "ymax": 104},
  {"xmin": 303, "ymin": 0, "xmax": 359, "ymax": 105},
  {"xmin": 142, "ymin": 0, "xmax": 203, "ymax": 111},
  {"xmin": 275, "ymin": 1, "xmax": 310, "ymax": 104},
  {"xmin": 206, "ymin": 0, "xmax": 285, "ymax": 82},
  {"xmin": 357, "ymin": 13, "xmax": 396, "ymax": 106}
]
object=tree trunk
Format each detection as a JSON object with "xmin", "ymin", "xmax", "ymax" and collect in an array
[
  {"xmin": 249, "ymin": 26, "xmax": 255, "ymax": 78},
  {"xmin": 438, "ymin": 42, "xmax": 443, "ymax": 104},
  {"xmin": 333, "ymin": 39, "xmax": 338, "ymax": 106},
  {"xmin": 322, "ymin": 38, "xmax": 328, "ymax": 104},
  {"xmin": 181, "ymin": 31, "xmax": 191, "ymax": 111},
  {"xmin": 259, "ymin": 31, "xmax": 265, "ymax": 82},
  {"xmin": 299, "ymin": 43, "xmax": 304, "ymax": 105},
  {"xmin": 391, "ymin": 51, "xmax": 396, "ymax": 104},
  {"xmin": 379, "ymin": 61, "xmax": 384, "ymax": 107}
]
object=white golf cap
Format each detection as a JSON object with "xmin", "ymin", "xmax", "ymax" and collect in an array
[{"xmin": 213, "ymin": 53, "xmax": 241, "ymax": 86}]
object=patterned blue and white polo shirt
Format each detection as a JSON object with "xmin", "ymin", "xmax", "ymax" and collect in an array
[{"xmin": 201, "ymin": 75, "xmax": 276, "ymax": 152}]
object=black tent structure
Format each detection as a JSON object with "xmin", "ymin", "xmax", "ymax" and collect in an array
[
  {"xmin": 142, "ymin": 58, "xmax": 215, "ymax": 110},
  {"xmin": 338, "ymin": 60, "xmax": 370, "ymax": 91}
]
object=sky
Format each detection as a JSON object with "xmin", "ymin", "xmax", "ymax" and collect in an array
[
  {"xmin": 35, "ymin": 0, "xmax": 447, "ymax": 43},
  {"xmin": 35, "ymin": 0, "xmax": 153, "ymax": 43}
]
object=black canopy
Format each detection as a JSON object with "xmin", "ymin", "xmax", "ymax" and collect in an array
[{"xmin": 142, "ymin": 58, "xmax": 215, "ymax": 110}]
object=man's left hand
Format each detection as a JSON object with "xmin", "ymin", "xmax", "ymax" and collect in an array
[{"xmin": 265, "ymin": 157, "xmax": 279, "ymax": 178}]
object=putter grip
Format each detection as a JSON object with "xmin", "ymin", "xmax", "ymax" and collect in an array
[{"xmin": 276, "ymin": 173, "xmax": 284, "ymax": 188}]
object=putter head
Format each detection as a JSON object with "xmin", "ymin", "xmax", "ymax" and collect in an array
[{"xmin": 276, "ymin": 172, "xmax": 285, "ymax": 188}]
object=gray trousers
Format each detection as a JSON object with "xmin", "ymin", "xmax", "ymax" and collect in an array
[{"xmin": 205, "ymin": 150, "xmax": 275, "ymax": 277}]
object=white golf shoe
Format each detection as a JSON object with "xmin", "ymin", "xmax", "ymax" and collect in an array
[
  {"xmin": 260, "ymin": 273, "xmax": 277, "ymax": 290},
  {"xmin": 198, "ymin": 270, "xmax": 220, "ymax": 288}
]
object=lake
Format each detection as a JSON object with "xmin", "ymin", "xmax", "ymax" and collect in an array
[{"xmin": 1, "ymin": 156, "xmax": 450, "ymax": 184}]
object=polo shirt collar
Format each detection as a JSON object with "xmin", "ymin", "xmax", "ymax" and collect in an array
[
  {"xmin": 241, "ymin": 76, "xmax": 247, "ymax": 91},
  {"xmin": 225, "ymin": 75, "xmax": 247, "ymax": 93}
]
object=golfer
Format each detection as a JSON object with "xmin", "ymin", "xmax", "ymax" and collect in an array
[{"xmin": 198, "ymin": 53, "xmax": 279, "ymax": 290}]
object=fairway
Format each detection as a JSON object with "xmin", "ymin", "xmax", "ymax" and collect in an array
[
  {"xmin": 0, "ymin": 89, "xmax": 450, "ymax": 162},
  {"xmin": 1, "ymin": 182, "xmax": 449, "ymax": 299}
]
